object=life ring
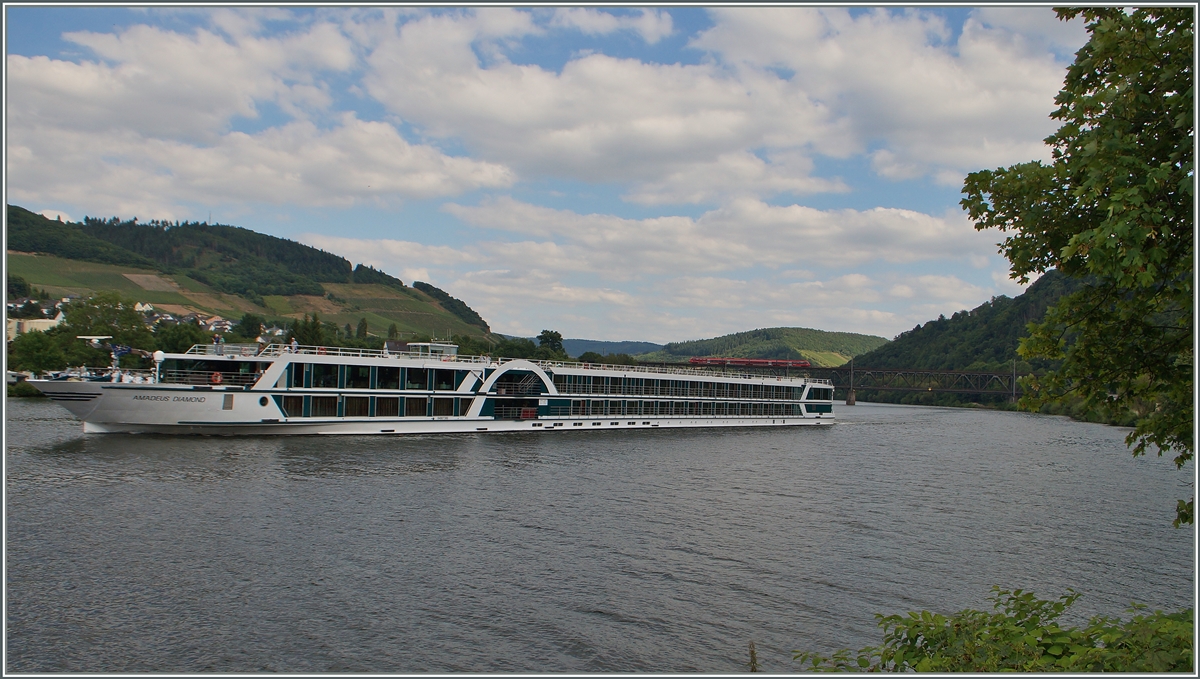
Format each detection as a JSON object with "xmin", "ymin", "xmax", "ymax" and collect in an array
[
  {"xmin": 316, "ymin": 347, "xmax": 326, "ymax": 355},
  {"xmin": 210, "ymin": 372, "xmax": 223, "ymax": 385}
]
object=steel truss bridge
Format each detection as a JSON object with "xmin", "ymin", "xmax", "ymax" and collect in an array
[
  {"xmin": 652, "ymin": 362, "xmax": 1025, "ymax": 397},
  {"xmin": 804, "ymin": 367, "xmax": 1024, "ymax": 397}
]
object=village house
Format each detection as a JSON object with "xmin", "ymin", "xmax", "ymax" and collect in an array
[{"xmin": 6, "ymin": 309, "xmax": 66, "ymax": 341}]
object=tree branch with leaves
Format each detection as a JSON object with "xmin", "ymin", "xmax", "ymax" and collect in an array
[{"xmin": 961, "ymin": 7, "xmax": 1194, "ymax": 526}]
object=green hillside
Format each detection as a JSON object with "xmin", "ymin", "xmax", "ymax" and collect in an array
[
  {"xmin": 7, "ymin": 205, "xmax": 157, "ymax": 269},
  {"xmin": 638, "ymin": 327, "xmax": 889, "ymax": 367},
  {"xmin": 854, "ymin": 270, "xmax": 1084, "ymax": 372},
  {"xmin": 6, "ymin": 204, "xmax": 493, "ymax": 339}
]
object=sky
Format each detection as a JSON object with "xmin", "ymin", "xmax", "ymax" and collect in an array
[{"xmin": 4, "ymin": 4, "xmax": 1090, "ymax": 343}]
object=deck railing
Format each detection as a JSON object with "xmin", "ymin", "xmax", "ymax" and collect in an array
[
  {"xmin": 183, "ymin": 343, "xmax": 834, "ymax": 385},
  {"xmin": 43, "ymin": 367, "xmax": 160, "ymax": 383},
  {"xmin": 161, "ymin": 369, "xmax": 260, "ymax": 386},
  {"xmin": 185, "ymin": 343, "xmax": 264, "ymax": 357}
]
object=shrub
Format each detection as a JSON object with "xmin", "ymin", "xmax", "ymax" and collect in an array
[{"xmin": 794, "ymin": 588, "xmax": 1192, "ymax": 672}]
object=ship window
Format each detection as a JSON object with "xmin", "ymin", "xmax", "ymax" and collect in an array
[
  {"xmin": 344, "ymin": 396, "xmax": 369, "ymax": 417},
  {"xmin": 346, "ymin": 365, "xmax": 371, "ymax": 389},
  {"xmin": 290, "ymin": 363, "xmax": 307, "ymax": 388},
  {"xmin": 377, "ymin": 366, "xmax": 400, "ymax": 390},
  {"xmin": 311, "ymin": 364, "xmax": 338, "ymax": 389},
  {"xmin": 808, "ymin": 387, "xmax": 832, "ymax": 401},
  {"xmin": 435, "ymin": 369, "xmax": 455, "ymax": 391},
  {"xmin": 405, "ymin": 397, "xmax": 428, "ymax": 417},
  {"xmin": 311, "ymin": 396, "xmax": 338, "ymax": 417},
  {"xmin": 222, "ymin": 394, "xmax": 234, "ymax": 410},
  {"xmin": 807, "ymin": 403, "xmax": 833, "ymax": 414},
  {"xmin": 282, "ymin": 395, "xmax": 303, "ymax": 417},
  {"xmin": 406, "ymin": 368, "xmax": 428, "ymax": 390},
  {"xmin": 375, "ymin": 397, "xmax": 400, "ymax": 417},
  {"xmin": 433, "ymin": 398, "xmax": 454, "ymax": 416}
]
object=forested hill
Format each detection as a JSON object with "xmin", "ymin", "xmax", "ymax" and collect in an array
[
  {"xmin": 639, "ymin": 327, "xmax": 889, "ymax": 367},
  {"xmin": 7, "ymin": 205, "xmax": 158, "ymax": 269},
  {"xmin": 6, "ymin": 204, "xmax": 491, "ymax": 334},
  {"xmin": 412, "ymin": 281, "xmax": 489, "ymax": 332},
  {"xmin": 82, "ymin": 215, "xmax": 353, "ymax": 284},
  {"xmin": 853, "ymin": 270, "xmax": 1084, "ymax": 371}
]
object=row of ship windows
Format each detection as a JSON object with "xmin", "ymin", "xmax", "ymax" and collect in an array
[
  {"xmin": 553, "ymin": 375, "xmax": 829, "ymax": 400},
  {"xmin": 568, "ymin": 400, "xmax": 833, "ymax": 416},
  {"xmin": 279, "ymin": 395, "xmax": 463, "ymax": 418},
  {"xmin": 274, "ymin": 395, "xmax": 834, "ymax": 418},
  {"xmin": 288, "ymin": 365, "xmax": 464, "ymax": 391},
  {"xmin": 282, "ymin": 363, "xmax": 834, "ymax": 401}
]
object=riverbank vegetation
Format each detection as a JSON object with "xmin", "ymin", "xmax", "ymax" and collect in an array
[{"xmin": 793, "ymin": 588, "xmax": 1192, "ymax": 672}]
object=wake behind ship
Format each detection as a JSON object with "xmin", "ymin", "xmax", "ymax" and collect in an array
[{"xmin": 31, "ymin": 342, "xmax": 835, "ymax": 435}]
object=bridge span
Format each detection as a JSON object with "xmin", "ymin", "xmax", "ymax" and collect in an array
[{"xmin": 647, "ymin": 361, "xmax": 1025, "ymax": 400}]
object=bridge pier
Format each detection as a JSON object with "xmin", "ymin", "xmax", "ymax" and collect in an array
[{"xmin": 846, "ymin": 388, "xmax": 856, "ymax": 405}]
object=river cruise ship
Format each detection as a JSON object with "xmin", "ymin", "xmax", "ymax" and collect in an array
[{"xmin": 31, "ymin": 342, "xmax": 835, "ymax": 435}]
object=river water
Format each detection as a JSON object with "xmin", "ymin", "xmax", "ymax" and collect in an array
[{"xmin": 5, "ymin": 398, "xmax": 1194, "ymax": 672}]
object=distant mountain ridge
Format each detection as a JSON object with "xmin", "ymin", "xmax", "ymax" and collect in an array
[
  {"xmin": 636, "ymin": 327, "xmax": 889, "ymax": 367},
  {"xmin": 564, "ymin": 339, "xmax": 663, "ymax": 357}
]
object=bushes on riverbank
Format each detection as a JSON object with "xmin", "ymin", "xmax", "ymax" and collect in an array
[
  {"xmin": 8, "ymin": 382, "xmax": 44, "ymax": 398},
  {"xmin": 793, "ymin": 588, "xmax": 1192, "ymax": 672}
]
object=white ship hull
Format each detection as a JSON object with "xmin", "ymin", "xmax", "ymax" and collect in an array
[{"xmin": 32, "ymin": 342, "xmax": 835, "ymax": 435}]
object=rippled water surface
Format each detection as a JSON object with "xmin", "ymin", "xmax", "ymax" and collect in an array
[{"xmin": 6, "ymin": 399, "xmax": 1193, "ymax": 672}]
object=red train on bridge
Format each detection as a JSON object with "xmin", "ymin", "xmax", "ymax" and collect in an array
[{"xmin": 688, "ymin": 357, "xmax": 812, "ymax": 368}]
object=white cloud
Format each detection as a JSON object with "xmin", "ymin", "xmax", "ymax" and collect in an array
[
  {"xmin": 37, "ymin": 209, "xmax": 74, "ymax": 223},
  {"xmin": 7, "ymin": 21, "xmax": 355, "ymax": 141},
  {"xmin": 971, "ymin": 7, "xmax": 1089, "ymax": 58},
  {"xmin": 282, "ymin": 215, "xmax": 1027, "ymax": 342},
  {"xmin": 624, "ymin": 151, "xmax": 848, "ymax": 205},
  {"xmin": 6, "ymin": 13, "xmax": 518, "ymax": 217},
  {"xmin": 691, "ymin": 7, "xmax": 1078, "ymax": 181},
  {"xmin": 991, "ymin": 268, "xmax": 1037, "ymax": 296},
  {"xmin": 550, "ymin": 8, "xmax": 674, "ymax": 44},
  {"xmin": 354, "ymin": 6, "xmax": 1078, "ymax": 201},
  {"xmin": 298, "ymin": 234, "xmax": 484, "ymax": 271},
  {"xmin": 362, "ymin": 10, "xmax": 845, "ymax": 196},
  {"xmin": 444, "ymin": 196, "xmax": 994, "ymax": 277},
  {"xmin": 7, "ymin": 116, "xmax": 514, "ymax": 219}
]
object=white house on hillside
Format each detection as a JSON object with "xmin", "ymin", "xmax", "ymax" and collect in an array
[{"xmin": 6, "ymin": 310, "xmax": 66, "ymax": 341}]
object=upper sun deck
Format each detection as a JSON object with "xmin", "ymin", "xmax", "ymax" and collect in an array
[{"xmin": 181, "ymin": 342, "xmax": 832, "ymax": 385}]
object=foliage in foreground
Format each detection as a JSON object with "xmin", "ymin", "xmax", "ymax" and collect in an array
[
  {"xmin": 793, "ymin": 588, "xmax": 1193, "ymax": 673},
  {"xmin": 962, "ymin": 8, "xmax": 1194, "ymax": 525}
]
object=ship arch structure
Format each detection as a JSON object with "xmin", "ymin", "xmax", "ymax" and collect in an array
[{"xmin": 466, "ymin": 359, "xmax": 559, "ymax": 418}]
